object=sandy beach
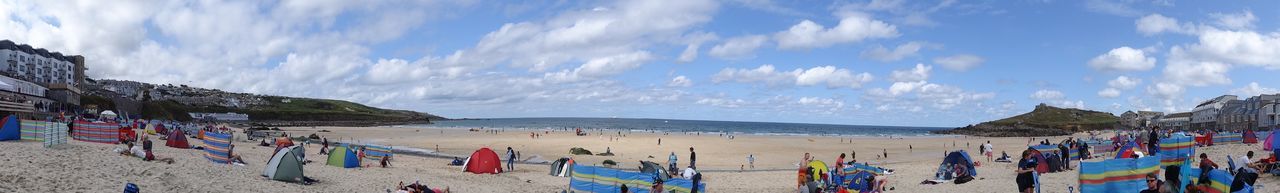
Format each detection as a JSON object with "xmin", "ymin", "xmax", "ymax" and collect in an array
[{"xmin": 2, "ymin": 126, "xmax": 1277, "ymax": 192}]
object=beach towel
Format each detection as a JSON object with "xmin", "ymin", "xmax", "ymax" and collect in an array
[
  {"xmin": 1078, "ymin": 156, "xmax": 1160, "ymax": 193},
  {"xmin": 202, "ymin": 132, "xmax": 233, "ymax": 164},
  {"xmin": 71, "ymin": 121, "xmax": 119, "ymax": 144}
]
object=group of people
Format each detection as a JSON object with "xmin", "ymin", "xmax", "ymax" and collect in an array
[
  {"xmin": 797, "ymin": 152, "xmax": 889, "ymax": 193},
  {"xmin": 113, "ymin": 135, "xmax": 176, "ymax": 164}
]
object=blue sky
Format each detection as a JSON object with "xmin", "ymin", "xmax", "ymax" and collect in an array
[{"xmin": 3, "ymin": 0, "xmax": 1279, "ymax": 127}]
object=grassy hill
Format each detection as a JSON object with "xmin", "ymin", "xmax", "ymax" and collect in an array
[{"xmin": 935, "ymin": 103, "xmax": 1120, "ymax": 137}]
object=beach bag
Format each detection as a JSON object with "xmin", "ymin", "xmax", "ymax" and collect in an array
[{"xmin": 123, "ymin": 183, "xmax": 139, "ymax": 193}]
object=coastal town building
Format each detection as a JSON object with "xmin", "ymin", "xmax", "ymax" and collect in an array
[
  {"xmin": 1218, "ymin": 100, "xmax": 1247, "ymax": 130},
  {"xmin": 1156, "ymin": 112, "xmax": 1191, "ymax": 130},
  {"xmin": 1121, "ymin": 111, "xmax": 1163, "ymax": 128},
  {"xmin": 1241, "ymin": 94, "xmax": 1280, "ymax": 130},
  {"xmin": 1191, "ymin": 95, "xmax": 1238, "ymax": 130},
  {"xmin": 189, "ymin": 112, "xmax": 250, "ymax": 121},
  {"xmin": 1262, "ymin": 102, "xmax": 1279, "ymax": 129},
  {"xmin": 0, "ymin": 40, "xmax": 85, "ymax": 115}
]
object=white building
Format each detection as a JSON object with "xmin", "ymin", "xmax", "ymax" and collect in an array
[
  {"xmin": 1191, "ymin": 95, "xmax": 1238, "ymax": 130},
  {"xmin": 1261, "ymin": 102, "xmax": 1279, "ymax": 129},
  {"xmin": 1157, "ymin": 112, "xmax": 1192, "ymax": 130},
  {"xmin": 0, "ymin": 40, "xmax": 79, "ymax": 86}
]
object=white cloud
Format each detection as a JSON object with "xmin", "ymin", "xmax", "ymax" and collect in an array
[
  {"xmin": 932, "ymin": 54, "xmax": 984, "ymax": 72},
  {"xmin": 774, "ymin": 12, "xmax": 898, "ymax": 50},
  {"xmin": 1089, "ymin": 46, "xmax": 1156, "ymax": 72},
  {"xmin": 1055, "ymin": 100, "xmax": 1086, "ymax": 109},
  {"xmin": 544, "ymin": 51, "xmax": 655, "ymax": 83},
  {"xmin": 1098, "ymin": 88, "xmax": 1121, "ymax": 98},
  {"xmin": 1209, "ymin": 10, "xmax": 1256, "ymax": 30},
  {"xmin": 1030, "ymin": 89, "xmax": 1064, "ymax": 100},
  {"xmin": 668, "ymin": 76, "xmax": 693, "ymax": 87},
  {"xmin": 712, "ymin": 65, "xmax": 873, "ymax": 89},
  {"xmin": 1163, "ymin": 48, "xmax": 1232, "ymax": 86},
  {"xmin": 1182, "ymin": 29, "xmax": 1280, "ymax": 69},
  {"xmin": 1135, "ymin": 14, "xmax": 1196, "ymax": 36},
  {"xmin": 859, "ymin": 41, "xmax": 934, "ymax": 62},
  {"xmin": 1230, "ymin": 82, "xmax": 1279, "ymax": 97},
  {"xmin": 795, "ymin": 66, "xmax": 875, "ymax": 89},
  {"xmin": 730, "ymin": 0, "xmax": 808, "ymax": 16},
  {"xmin": 887, "ymin": 81, "xmax": 927, "ymax": 96},
  {"xmin": 1107, "ymin": 76, "xmax": 1142, "ymax": 90},
  {"xmin": 889, "ymin": 63, "xmax": 931, "ymax": 82},
  {"xmin": 677, "ymin": 32, "xmax": 718, "ymax": 63},
  {"xmin": 708, "ymin": 35, "xmax": 768, "ymax": 59},
  {"xmin": 1146, "ymin": 82, "xmax": 1184, "ymax": 100},
  {"xmin": 1085, "ymin": 0, "xmax": 1141, "ymax": 16}
]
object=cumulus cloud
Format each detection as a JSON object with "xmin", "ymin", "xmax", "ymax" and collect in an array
[
  {"xmin": 859, "ymin": 41, "xmax": 935, "ymax": 62},
  {"xmin": 1107, "ymin": 76, "xmax": 1142, "ymax": 90},
  {"xmin": 712, "ymin": 65, "xmax": 874, "ymax": 89},
  {"xmin": 932, "ymin": 54, "xmax": 984, "ymax": 72},
  {"xmin": 1230, "ymin": 82, "xmax": 1279, "ymax": 97},
  {"xmin": 1030, "ymin": 89, "xmax": 1064, "ymax": 100},
  {"xmin": 708, "ymin": 34, "xmax": 768, "ymax": 59},
  {"xmin": 1135, "ymin": 14, "xmax": 1196, "ymax": 36},
  {"xmin": 1210, "ymin": 10, "xmax": 1256, "ymax": 30},
  {"xmin": 889, "ymin": 63, "xmax": 931, "ymax": 82},
  {"xmin": 669, "ymin": 76, "xmax": 693, "ymax": 87},
  {"xmin": 774, "ymin": 12, "xmax": 898, "ymax": 50},
  {"xmin": 1181, "ymin": 29, "xmax": 1280, "ymax": 69},
  {"xmin": 1146, "ymin": 82, "xmax": 1185, "ymax": 100},
  {"xmin": 1098, "ymin": 88, "xmax": 1122, "ymax": 98},
  {"xmin": 1162, "ymin": 48, "xmax": 1232, "ymax": 86},
  {"xmin": 1089, "ymin": 46, "xmax": 1156, "ymax": 72}
]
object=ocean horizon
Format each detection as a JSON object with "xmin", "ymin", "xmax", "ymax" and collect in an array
[{"xmin": 398, "ymin": 117, "xmax": 952, "ymax": 137}]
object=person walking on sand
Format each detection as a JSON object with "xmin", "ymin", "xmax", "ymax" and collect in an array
[
  {"xmin": 882, "ymin": 149, "xmax": 888, "ymax": 159},
  {"xmin": 506, "ymin": 147, "xmax": 516, "ymax": 171},
  {"xmin": 689, "ymin": 147, "xmax": 697, "ymax": 168},
  {"xmin": 983, "ymin": 141, "xmax": 993, "ymax": 162},
  {"xmin": 748, "ymin": 154, "xmax": 755, "ymax": 169}
]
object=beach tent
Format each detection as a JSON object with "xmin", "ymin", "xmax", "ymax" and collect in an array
[
  {"xmin": 1243, "ymin": 130, "xmax": 1259, "ymax": 144},
  {"xmin": 326, "ymin": 146, "xmax": 360, "ymax": 168},
  {"xmin": 549, "ymin": 157, "xmax": 575, "ymax": 177},
  {"xmin": 463, "ymin": 147, "xmax": 503, "ymax": 174},
  {"xmin": 1114, "ymin": 141, "xmax": 1143, "ymax": 159},
  {"xmin": 1078, "ymin": 156, "xmax": 1160, "ymax": 193},
  {"xmin": 144, "ymin": 123, "xmax": 157, "ymax": 135},
  {"xmin": 1265, "ymin": 131, "xmax": 1280, "ymax": 151},
  {"xmin": 807, "ymin": 160, "xmax": 830, "ymax": 182},
  {"xmin": 639, "ymin": 161, "xmax": 671, "ymax": 181},
  {"xmin": 934, "ymin": 151, "xmax": 977, "ymax": 180},
  {"xmin": 1026, "ymin": 149, "xmax": 1050, "ymax": 173},
  {"xmin": 166, "ymin": 129, "xmax": 191, "ymax": 149},
  {"xmin": 202, "ymin": 132, "xmax": 233, "ymax": 164},
  {"xmin": 100, "ymin": 110, "xmax": 117, "ymax": 120},
  {"xmin": 72, "ymin": 120, "xmax": 121, "ymax": 144},
  {"xmin": 0, "ymin": 115, "xmax": 19, "ymax": 141},
  {"xmin": 273, "ymin": 137, "xmax": 294, "ymax": 154},
  {"xmin": 155, "ymin": 124, "xmax": 168, "ymax": 135},
  {"xmin": 263, "ymin": 145, "xmax": 306, "ymax": 183}
]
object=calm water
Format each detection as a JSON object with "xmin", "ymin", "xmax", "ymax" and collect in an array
[{"xmin": 400, "ymin": 117, "xmax": 950, "ymax": 137}]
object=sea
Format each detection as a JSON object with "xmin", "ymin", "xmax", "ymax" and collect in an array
[{"xmin": 397, "ymin": 117, "xmax": 950, "ymax": 137}]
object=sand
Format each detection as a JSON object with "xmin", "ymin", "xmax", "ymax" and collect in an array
[{"xmin": 2, "ymin": 125, "xmax": 1276, "ymax": 192}]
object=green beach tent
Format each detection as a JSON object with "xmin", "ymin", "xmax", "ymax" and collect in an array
[
  {"xmin": 326, "ymin": 146, "xmax": 359, "ymax": 168},
  {"xmin": 263, "ymin": 145, "xmax": 305, "ymax": 183}
]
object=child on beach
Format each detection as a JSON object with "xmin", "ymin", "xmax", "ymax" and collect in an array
[{"xmin": 1015, "ymin": 150, "xmax": 1038, "ymax": 193}]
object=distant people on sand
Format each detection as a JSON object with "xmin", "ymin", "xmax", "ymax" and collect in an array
[{"xmin": 747, "ymin": 154, "xmax": 755, "ymax": 169}]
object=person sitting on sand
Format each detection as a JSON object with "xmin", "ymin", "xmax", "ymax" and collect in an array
[
  {"xmin": 380, "ymin": 155, "xmax": 391, "ymax": 168},
  {"xmin": 259, "ymin": 139, "xmax": 271, "ymax": 147},
  {"xmin": 1198, "ymin": 153, "xmax": 1219, "ymax": 184}
]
